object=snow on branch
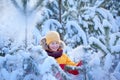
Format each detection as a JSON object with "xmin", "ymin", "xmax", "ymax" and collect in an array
[
  {"xmin": 41, "ymin": 19, "xmax": 62, "ymax": 36},
  {"xmin": 103, "ymin": 19, "xmax": 112, "ymax": 29},
  {"xmin": 64, "ymin": 21, "xmax": 87, "ymax": 46},
  {"xmin": 11, "ymin": 0, "xmax": 23, "ymax": 12},
  {"xmin": 11, "ymin": 0, "xmax": 44, "ymax": 15},
  {"xmin": 110, "ymin": 32, "xmax": 120, "ymax": 46},
  {"xmin": 30, "ymin": 46, "xmax": 71, "ymax": 80},
  {"xmin": 111, "ymin": 45, "xmax": 120, "ymax": 54},
  {"xmin": 89, "ymin": 37, "xmax": 109, "ymax": 55},
  {"xmin": 95, "ymin": 0, "xmax": 109, "ymax": 8},
  {"xmin": 40, "ymin": 57, "xmax": 71, "ymax": 80}
]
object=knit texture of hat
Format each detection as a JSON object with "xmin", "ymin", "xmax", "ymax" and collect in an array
[{"xmin": 45, "ymin": 31, "xmax": 61, "ymax": 45}]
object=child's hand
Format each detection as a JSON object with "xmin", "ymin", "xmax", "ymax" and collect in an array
[
  {"xmin": 64, "ymin": 65, "xmax": 73, "ymax": 71},
  {"xmin": 59, "ymin": 64, "xmax": 80, "ymax": 75},
  {"xmin": 65, "ymin": 65, "xmax": 80, "ymax": 75}
]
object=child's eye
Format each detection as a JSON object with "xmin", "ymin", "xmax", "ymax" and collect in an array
[{"xmin": 50, "ymin": 41, "xmax": 59, "ymax": 45}]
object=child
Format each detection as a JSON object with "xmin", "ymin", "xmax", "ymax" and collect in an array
[{"xmin": 40, "ymin": 31, "xmax": 82, "ymax": 75}]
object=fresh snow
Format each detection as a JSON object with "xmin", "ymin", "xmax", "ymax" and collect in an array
[{"xmin": 0, "ymin": 0, "xmax": 120, "ymax": 80}]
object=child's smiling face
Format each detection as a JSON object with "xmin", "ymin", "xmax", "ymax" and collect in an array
[{"xmin": 48, "ymin": 41, "xmax": 60, "ymax": 52}]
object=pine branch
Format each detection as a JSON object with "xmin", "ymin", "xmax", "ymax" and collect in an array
[
  {"xmin": 11, "ymin": 0, "xmax": 23, "ymax": 13},
  {"xmin": 97, "ymin": 0, "xmax": 110, "ymax": 8},
  {"xmin": 92, "ymin": 43, "xmax": 107, "ymax": 55},
  {"xmin": 51, "ymin": 64, "xmax": 71, "ymax": 80},
  {"xmin": 30, "ymin": 0, "xmax": 44, "ymax": 13}
]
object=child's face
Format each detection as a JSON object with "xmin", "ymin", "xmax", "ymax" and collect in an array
[{"xmin": 48, "ymin": 41, "xmax": 60, "ymax": 51}]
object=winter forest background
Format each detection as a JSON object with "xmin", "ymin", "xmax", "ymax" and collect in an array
[{"xmin": 0, "ymin": 0, "xmax": 120, "ymax": 80}]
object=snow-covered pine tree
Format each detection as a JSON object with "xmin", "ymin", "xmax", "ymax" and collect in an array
[
  {"xmin": 60, "ymin": 0, "xmax": 120, "ymax": 53},
  {"xmin": 11, "ymin": 0, "xmax": 44, "ymax": 49},
  {"xmin": 59, "ymin": 0, "xmax": 120, "ymax": 80},
  {"xmin": 104, "ymin": 0, "xmax": 120, "ymax": 17},
  {"xmin": 35, "ymin": 1, "xmax": 120, "ymax": 79},
  {"xmin": 36, "ymin": 0, "xmax": 65, "ymax": 39},
  {"xmin": 60, "ymin": 0, "xmax": 120, "ymax": 48},
  {"xmin": 0, "ymin": 45, "xmax": 70, "ymax": 80}
]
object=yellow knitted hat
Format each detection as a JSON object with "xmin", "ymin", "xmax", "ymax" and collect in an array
[{"xmin": 45, "ymin": 31, "xmax": 61, "ymax": 45}]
